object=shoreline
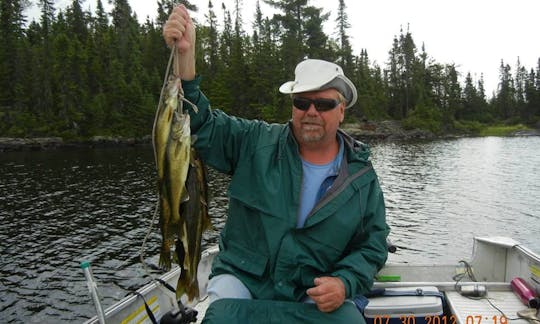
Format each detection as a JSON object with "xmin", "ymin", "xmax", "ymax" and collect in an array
[
  {"xmin": 2, "ymin": 121, "xmax": 539, "ymax": 152},
  {"xmin": 0, "ymin": 136, "xmax": 152, "ymax": 152},
  {"xmin": 341, "ymin": 120, "xmax": 437, "ymax": 142}
]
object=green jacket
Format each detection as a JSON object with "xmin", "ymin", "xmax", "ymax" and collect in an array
[{"xmin": 183, "ymin": 77, "xmax": 389, "ymax": 302}]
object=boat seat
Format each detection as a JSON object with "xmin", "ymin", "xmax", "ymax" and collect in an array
[{"xmin": 445, "ymin": 290, "xmax": 531, "ymax": 324}]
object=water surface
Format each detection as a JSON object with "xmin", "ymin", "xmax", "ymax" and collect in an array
[{"xmin": 0, "ymin": 137, "xmax": 538, "ymax": 322}]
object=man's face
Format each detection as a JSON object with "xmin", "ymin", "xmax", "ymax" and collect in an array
[{"xmin": 291, "ymin": 88, "xmax": 345, "ymax": 147}]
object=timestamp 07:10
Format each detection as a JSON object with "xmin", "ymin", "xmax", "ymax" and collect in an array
[{"xmin": 371, "ymin": 315, "xmax": 508, "ymax": 324}]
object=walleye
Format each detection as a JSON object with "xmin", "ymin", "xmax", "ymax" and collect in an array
[
  {"xmin": 151, "ymin": 46, "xmax": 210, "ymax": 302},
  {"xmin": 176, "ymin": 148, "xmax": 211, "ymax": 300},
  {"xmin": 153, "ymin": 72, "xmax": 189, "ymax": 271}
]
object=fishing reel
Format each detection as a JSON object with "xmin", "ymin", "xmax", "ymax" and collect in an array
[{"xmin": 160, "ymin": 306, "xmax": 198, "ymax": 324}]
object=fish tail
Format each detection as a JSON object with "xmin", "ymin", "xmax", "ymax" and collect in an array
[
  {"xmin": 159, "ymin": 240, "xmax": 172, "ymax": 270},
  {"xmin": 175, "ymin": 269, "xmax": 200, "ymax": 302},
  {"xmin": 186, "ymin": 276, "xmax": 200, "ymax": 302},
  {"xmin": 175, "ymin": 271, "xmax": 188, "ymax": 300}
]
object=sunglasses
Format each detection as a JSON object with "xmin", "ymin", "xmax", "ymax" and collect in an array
[{"xmin": 293, "ymin": 97, "xmax": 340, "ymax": 112}]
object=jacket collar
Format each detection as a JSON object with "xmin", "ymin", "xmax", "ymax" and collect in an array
[{"xmin": 338, "ymin": 128, "xmax": 371, "ymax": 163}]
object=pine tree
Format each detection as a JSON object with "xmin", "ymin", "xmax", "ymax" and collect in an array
[
  {"xmin": 443, "ymin": 64, "xmax": 461, "ymax": 128},
  {"xmin": 523, "ymin": 68, "xmax": 537, "ymax": 122},
  {"xmin": 335, "ymin": 0, "xmax": 353, "ymax": 74},
  {"xmin": 263, "ymin": 0, "xmax": 308, "ymax": 74},
  {"xmin": 385, "ymin": 26, "xmax": 419, "ymax": 119},
  {"xmin": 66, "ymin": 0, "xmax": 87, "ymax": 42},
  {"xmin": 0, "ymin": 0, "xmax": 31, "ymax": 135},
  {"xmin": 228, "ymin": 0, "xmax": 251, "ymax": 117},
  {"xmin": 496, "ymin": 60, "xmax": 516, "ymax": 120},
  {"xmin": 35, "ymin": 0, "xmax": 56, "ymax": 127},
  {"xmin": 248, "ymin": 0, "xmax": 281, "ymax": 121},
  {"xmin": 535, "ymin": 58, "xmax": 540, "ymax": 119}
]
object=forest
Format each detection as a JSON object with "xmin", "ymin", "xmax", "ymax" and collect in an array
[{"xmin": 1, "ymin": 0, "xmax": 539, "ymax": 139}]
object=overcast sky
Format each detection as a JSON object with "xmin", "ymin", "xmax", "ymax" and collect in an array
[{"xmin": 28, "ymin": 0, "xmax": 539, "ymax": 95}]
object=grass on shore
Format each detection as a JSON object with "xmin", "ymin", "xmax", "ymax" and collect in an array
[
  {"xmin": 453, "ymin": 120, "xmax": 533, "ymax": 136},
  {"xmin": 478, "ymin": 124, "xmax": 531, "ymax": 136}
]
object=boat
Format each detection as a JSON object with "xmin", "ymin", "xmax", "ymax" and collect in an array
[{"xmin": 82, "ymin": 237, "xmax": 540, "ymax": 324}]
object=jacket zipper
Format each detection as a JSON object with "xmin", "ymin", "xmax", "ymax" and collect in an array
[{"xmin": 307, "ymin": 164, "xmax": 373, "ymax": 219}]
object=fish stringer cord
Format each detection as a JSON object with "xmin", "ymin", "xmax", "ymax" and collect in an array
[
  {"xmin": 139, "ymin": 44, "xmax": 178, "ymax": 279},
  {"xmin": 139, "ymin": 42, "xmax": 198, "ymax": 282}
]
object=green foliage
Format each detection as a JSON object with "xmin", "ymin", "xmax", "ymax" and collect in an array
[
  {"xmin": 479, "ymin": 124, "xmax": 530, "ymax": 136},
  {"xmin": 0, "ymin": 1, "xmax": 539, "ymax": 139},
  {"xmin": 452, "ymin": 120, "xmax": 484, "ymax": 135},
  {"xmin": 402, "ymin": 103, "xmax": 443, "ymax": 134}
]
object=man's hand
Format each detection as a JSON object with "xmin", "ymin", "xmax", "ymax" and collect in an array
[
  {"xmin": 162, "ymin": 5, "xmax": 196, "ymax": 79},
  {"xmin": 163, "ymin": 5, "xmax": 195, "ymax": 53},
  {"xmin": 306, "ymin": 276, "xmax": 346, "ymax": 312}
]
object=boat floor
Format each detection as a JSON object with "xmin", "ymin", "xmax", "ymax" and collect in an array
[
  {"xmin": 191, "ymin": 289, "xmax": 533, "ymax": 324},
  {"xmin": 446, "ymin": 291, "xmax": 530, "ymax": 324}
]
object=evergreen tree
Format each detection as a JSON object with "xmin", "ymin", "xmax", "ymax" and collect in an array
[
  {"xmin": 386, "ymin": 36, "xmax": 401, "ymax": 119},
  {"xmin": 335, "ymin": 0, "xmax": 353, "ymax": 72},
  {"xmin": 228, "ymin": 0, "xmax": 251, "ymax": 117},
  {"xmin": 461, "ymin": 73, "xmax": 479, "ymax": 120},
  {"xmin": 66, "ymin": 0, "xmax": 87, "ymax": 42},
  {"xmin": 385, "ymin": 27, "xmax": 419, "ymax": 119},
  {"xmin": 442, "ymin": 64, "xmax": 461, "ymax": 128},
  {"xmin": 351, "ymin": 49, "xmax": 381, "ymax": 120},
  {"xmin": 523, "ymin": 68, "xmax": 537, "ymax": 123},
  {"xmin": 302, "ymin": 6, "xmax": 330, "ymax": 59},
  {"xmin": 35, "ymin": 0, "xmax": 56, "ymax": 125},
  {"xmin": 0, "ymin": 0, "xmax": 31, "ymax": 135},
  {"xmin": 203, "ymin": 0, "xmax": 219, "ymax": 79},
  {"xmin": 535, "ymin": 59, "xmax": 540, "ymax": 118},
  {"xmin": 248, "ymin": 0, "xmax": 281, "ymax": 121},
  {"xmin": 514, "ymin": 57, "xmax": 529, "ymax": 120},
  {"xmin": 399, "ymin": 27, "xmax": 418, "ymax": 118},
  {"xmin": 496, "ymin": 60, "xmax": 516, "ymax": 120},
  {"xmin": 264, "ymin": 0, "xmax": 308, "ymax": 74}
]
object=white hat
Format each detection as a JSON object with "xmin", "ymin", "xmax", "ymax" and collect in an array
[{"xmin": 279, "ymin": 59, "xmax": 358, "ymax": 108}]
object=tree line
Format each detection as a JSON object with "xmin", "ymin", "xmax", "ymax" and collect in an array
[{"xmin": 1, "ymin": 0, "xmax": 539, "ymax": 139}]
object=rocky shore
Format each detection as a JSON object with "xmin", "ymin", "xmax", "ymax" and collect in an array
[
  {"xmin": 0, "ymin": 136, "xmax": 151, "ymax": 152},
  {"xmin": 0, "ymin": 121, "xmax": 430, "ymax": 152},
  {"xmin": 341, "ymin": 120, "xmax": 436, "ymax": 142},
  {"xmin": 2, "ymin": 120, "xmax": 538, "ymax": 152}
]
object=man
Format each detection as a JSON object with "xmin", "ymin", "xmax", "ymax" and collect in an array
[{"xmin": 163, "ymin": 5, "xmax": 389, "ymax": 323}]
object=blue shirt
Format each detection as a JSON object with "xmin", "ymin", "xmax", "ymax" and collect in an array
[{"xmin": 297, "ymin": 136, "xmax": 344, "ymax": 228}]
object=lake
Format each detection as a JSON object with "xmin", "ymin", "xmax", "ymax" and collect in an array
[{"xmin": 0, "ymin": 136, "xmax": 538, "ymax": 322}]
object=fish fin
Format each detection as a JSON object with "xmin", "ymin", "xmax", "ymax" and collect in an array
[
  {"xmin": 174, "ymin": 239, "xmax": 186, "ymax": 266},
  {"xmin": 186, "ymin": 277, "xmax": 200, "ymax": 302},
  {"xmin": 159, "ymin": 241, "xmax": 172, "ymax": 270},
  {"xmin": 176, "ymin": 271, "xmax": 200, "ymax": 302},
  {"xmin": 175, "ymin": 268, "xmax": 199, "ymax": 301},
  {"xmin": 181, "ymin": 188, "xmax": 190, "ymax": 203},
  {"xmin": 175, "ymin": 273, "xmax": 188, "ymax": 300}
]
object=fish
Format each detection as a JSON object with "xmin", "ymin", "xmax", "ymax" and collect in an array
[
  {"xmin": 153, "ymin": 75, "xmax": 181, "ymax": 183},
  {"xmin": 175, "ymin": 148, "xmax": 212, "ymax": 300},
  {"xmin": 151, "ymin": 46, "xmax": 211, "ymax": 302},
  {"xmin": 153, "ymin": 72, "xmax": 190, "ymax": 271},
  {"xmin": 161, "ymin": 107, "xmax": 191, "ymax": 271}
]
